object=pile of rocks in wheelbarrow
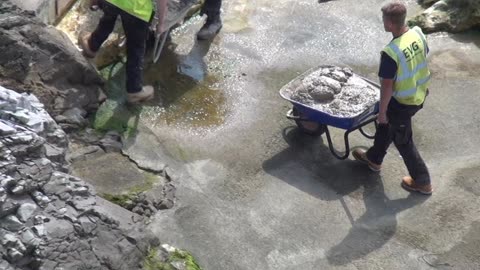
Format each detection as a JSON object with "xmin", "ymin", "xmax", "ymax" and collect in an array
[{"xmin": 289, "ymin": 66, "xmax": 380, "ymax": 118}]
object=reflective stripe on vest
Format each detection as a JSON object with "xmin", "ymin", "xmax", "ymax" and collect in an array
[
  {"xmin": 106, "ymin": 0, "xmax": 153, "ymax": 22},
  {"xmin": 382, "ymin": 26, "xmax": 431, "ymax": 106}
]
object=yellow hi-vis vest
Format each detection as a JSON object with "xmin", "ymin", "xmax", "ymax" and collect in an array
[
  {"xmin": 106, "ymin": 0, "xmax": 153, "ymax": 22},
  {"xmin": 382, "ymin": 26, "xmax": 431, "ymax": 106}
]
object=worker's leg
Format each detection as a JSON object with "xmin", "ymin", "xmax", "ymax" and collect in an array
[
  {"xmin": 197, "ymin": 0, "xmax": 223, "ymax": 40},
  {"xmin": 365, "ymin": 124, "xmax": 393, "ymax": 165},
  {"xmin": 119, "ymin": 11, "xmax": 150, "ymax": 93},
  {"xmin": 392, "ymin": 109, "xmax": 431, "ymax": 185},
  {"xmin": 89, "ymin": 1, "xmax": 120, "ymax": 52},
  {"xmin": 201, "ymin": 0, "xmax": 222, "ymax": 20}
]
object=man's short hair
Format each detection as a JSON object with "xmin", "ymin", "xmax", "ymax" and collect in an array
[{"xmin": 381, "ymin": 2, "xmax": 407, "ymax": 26}]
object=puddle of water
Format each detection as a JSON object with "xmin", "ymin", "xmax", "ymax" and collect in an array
[{"xmin": 141, "ymin": 46, "xmax": 227, "ymax": 129}]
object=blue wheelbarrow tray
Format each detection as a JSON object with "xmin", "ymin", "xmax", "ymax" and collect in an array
[{"xmin": 279, "ymin": 65, "xmax": 381, "ymax": 160}]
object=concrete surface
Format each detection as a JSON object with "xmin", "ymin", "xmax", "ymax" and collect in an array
[{"xmin": 129, "ymin": 0, "xmax": 480, "ymax": 269}]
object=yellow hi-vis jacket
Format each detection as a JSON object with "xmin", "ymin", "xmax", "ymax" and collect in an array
[
  {"xmin": 106, "ymin": 0, "xmax": 153, "ymax": 22},
  {"xmin": 382, "ymin": 26, "xmax": 431, "ymax": 106}
]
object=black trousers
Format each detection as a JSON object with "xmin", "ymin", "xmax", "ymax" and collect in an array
[
  {"xmin": 201, "ymin": 0, "xmax": 222, "ymax": 21},
  {"xmin": 366, "ymin": 98, "xmax": 431, "ymax": 185},
  {"xmin": 89, "ymin": 1, "xmax": 150, "ymax": 93}
]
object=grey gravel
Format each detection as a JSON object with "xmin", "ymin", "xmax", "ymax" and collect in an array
[{"xmin": 288, "ymin": 66, "xmax": 380, "ymax": 117}]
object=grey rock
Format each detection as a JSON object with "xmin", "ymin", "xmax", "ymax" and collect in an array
[
  {"xmin": 7, "ymin": 248, "xmax": 24, "ymax": 262},
  {"xmin": 9, "ymin": 109, "xmax": 31, "ymax": 125},
  {"xmin": 132, "ymin": 206, "xmax": 144, "ymax": 215},
  {"xmin": 158, "ymin": 199, "xmax": 174, "ymax": 210},
  {"xmin": 331, "ymin": 70, "xmax": 349, "ymax": 83},
  {"xmin": 0, "ymin": 120, "xmax": 16, "ymax": 135},
  {"xmin": 0, "ymin": 260, "xmax": 15, "ymax": 270},
  {"xmin": 33, "ymin": 215, "xmax": 46, "ymax": 225},
  {"xmin": 44, "ymin": 219, "xmax": 73, "ymax": 239},
  {"xmin": 11, "ymin": 182, "xmax": 26, "ymax": 195},
  {"xmin": 79, "ymin": 216, "xmax": 97, "ymax": 234},
  {"xmin": 1, "ymin": 200, "xmax": 20, "ymax": 218},
  {"xmin": 72, "ymin": 196, "xmax": 97, "ymax": 212},
  {"xmin": 58, "ymin": 192, "xmax": 72, "ymax": 201},
  {"xmin": 74, "ymin": 128, "xmax": 102, "ymax": 144},
  {"xmin": 47, "ymin": 128, "xmax": 68, "ymax": 148},
  {"xmin": 38, "ymin": 260, "xmax": 58, "ymax": 270},
  {"xmin": 164, "ymin": 183, "xmax": 176, "ymax": 201},
  {"xmin": 62, "ymin": 206, "xmax": 78, "ymax": 223},
  {"xmin": 44, "ymin": 143, "xmax": 66, "ymax": 163},
  {"xmin": 67, "ymin": 145, "xmax": 104, "ymax": 163},
  {"xmin": 0, "ymin": 215, "xmax": 24, "ymax": 232},
  {"xmin": 172, "ymin": 260, "xmax": 187, "ymax": 270},
  {"xmin": 38, "ymin": 196, "xmax": 52, "ymax": 206},
  {"xmin": 1, "ymin": 231, "xmax": 26, "ymax": 253},
  {"xmin": 20, "ymin": 229, "xmax": 42, "ymax": 248},
  {"xmin": 99, "ymin": 138, "xmax": 123, "ymax": 153},
  {"xmin": 43, "ymin": 172, "xmax": 74, "ymax": 195},
  {"xmin": 56, "ymin": 107, "xmax": 88, "ymax": 127},
  {"xmin": 72, "ymin": 186, "xmax": 90, "ymax": 196},
  {"xmin": 16, "ymin": 203, "xmax": 37, "ymax": 222},
  {"xmin": 409, "ymin": 0, "xmax": 480, "ymax": 33},
  {"xmin": 309, "ymin": 86, "xmax": 335, "ymax": 102},
  {"xmin": 1, "ymin": 176, "xmax": 17, "ymax": 190},
  {"xmin": 0, "ymin": 186, "xmax": 7, "ymax": 203},
  {"xmin": 32, "ymin": 191, "xmax": 51, "ymax": 207},
  {"xmin": 105, "ymin": 130, "xmax": 121, "ymax": 141},
  {"xmin": 33, "ymin": 224, "xmax": 46, "ymax": 237}
]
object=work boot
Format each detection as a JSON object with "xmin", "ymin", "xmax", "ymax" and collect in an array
[
  {"xmin": 78, "ymin": 32, "xmax": 96, "ymax": 58},
  {"xmin": 352, "ymin": 148, "xmax": 381, "ymax": 172},
  {"xmin": 127, "ymin": 86, "xmax": 154, "ymax": 104},
  {"xmin": 197, "ymin": 17, "xmax": 222, "ymax": 40},
  {"xmin": 401, "ymin": 176, "xmax": 433, "ymax": 195}
]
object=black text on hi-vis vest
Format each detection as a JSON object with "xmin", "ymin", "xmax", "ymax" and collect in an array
[{"xmin": 403, "ymin": 41, "xmax": 421, "ymax": 62}]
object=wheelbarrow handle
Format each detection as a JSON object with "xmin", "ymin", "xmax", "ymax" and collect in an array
[{"xmin": 286, "ymin": 109, "xmax": 301, "ymax": 120}]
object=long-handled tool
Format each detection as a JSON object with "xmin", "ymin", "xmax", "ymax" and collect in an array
[{"xmin": 153, "ymin": 29, "xmax": 170, "ymax": 64}]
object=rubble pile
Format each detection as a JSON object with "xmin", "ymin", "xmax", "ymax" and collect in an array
[{"xmin": 288, "ymin": 67, "xmax": 379, "ymax": 118}]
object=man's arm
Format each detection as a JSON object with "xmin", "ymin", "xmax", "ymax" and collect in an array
[
  {"xmin": 377, "ymin": 52, "xmax": 397, "ymax": 124},
  {"xmin": 155, "ymin": 0, "xmax": 168, "ymax": 35},
  {"xmin": 378, "ymin": 78, "xmax": 394, "ymax": 124}
]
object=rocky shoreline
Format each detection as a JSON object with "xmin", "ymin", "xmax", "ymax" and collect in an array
[{"xmin": 0, "ymin": 85, "xmax": 155, "ymax": 269}]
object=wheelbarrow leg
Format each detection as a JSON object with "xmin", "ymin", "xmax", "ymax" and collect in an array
[
  {"xmin": 323, "ymin": 117, "xmax": 377, "ymax": 160},
  {"xmin": 324, "ymin": 126, "xmax": 352, "ymax": 160}
]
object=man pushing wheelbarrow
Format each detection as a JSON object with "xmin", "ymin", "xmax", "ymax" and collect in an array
[
  {"xmin": 282, "ymin": 2, "xmax": 432, "ymax": 196},
  {"xmin": 352, "ymin": 2, "xmax": 432, "ymax": 195}
]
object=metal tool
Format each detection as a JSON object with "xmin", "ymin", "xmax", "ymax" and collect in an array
[{"xmin": 153, "ymin": 29, "xmax": 170, "ymax": 64}]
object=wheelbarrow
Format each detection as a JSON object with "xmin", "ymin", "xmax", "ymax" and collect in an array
[{"xmin": 279, "ymin": 65, "xmax": 380, "ymax": 160}]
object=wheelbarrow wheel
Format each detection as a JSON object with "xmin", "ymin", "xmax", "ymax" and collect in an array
[{"xmin": 292, "ymin": 107, "xmax": 326, "ymax": 136}]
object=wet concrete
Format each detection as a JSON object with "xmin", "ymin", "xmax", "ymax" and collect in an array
[{"xmin": 82, "ymin": 0, "xmax": 480, "ymax": 269}]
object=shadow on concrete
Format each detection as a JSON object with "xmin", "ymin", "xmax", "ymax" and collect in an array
[
  {"xmin": 262, "ymin": 126, "xmax": 429, "ymax": 266},
  {"xmin": 448, "ymin": 30, "xmax": 480, "ymax": 48}
]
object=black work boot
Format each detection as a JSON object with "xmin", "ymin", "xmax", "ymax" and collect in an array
[{"xmin": 197, "ymin": 16, "xmax": 222, "ymax": 40}]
